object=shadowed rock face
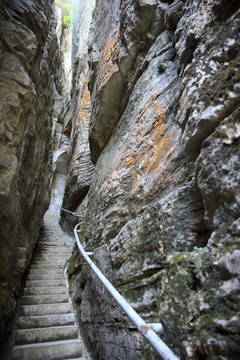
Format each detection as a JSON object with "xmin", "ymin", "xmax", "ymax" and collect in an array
[
  {"xmin": 63, "ymin": 0, "xmax": 240, "ymax": 359},
  {"xmin": 0, "ymin": 0, "xmax": 58, "ymax": 353}
]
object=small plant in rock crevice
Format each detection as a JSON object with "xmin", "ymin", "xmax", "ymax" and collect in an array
[{"xmin": 54, "ymin": 0, "xmax": 74, "ymax": 27}]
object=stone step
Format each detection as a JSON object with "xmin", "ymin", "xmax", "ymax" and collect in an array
[
  {"xmin": 38, "ymin": 242, "xmax": 73, "ymax": 246},
  {"xmin": 40, "ymin": 228, "xmax": 58, "ymax": 231},
  {"xmin": 21, "ymin": 294, "xmax": 68, "ymax": 305},
  {"xmin": 35, "ymin": 247, "xmax": 70, "ymax": 251},
  {"xmin": 33, "ymin": 253, "xmax": 68, "ymax": 262},
  {"xmin": 34, "ymin": 250, "xmax": 72, "ymax": 254},
  {"xmin": 18, "ymin": 313, "xmax": 75, "ymax": 329},
  {"xmin": 34, "ymin": 253, "xmax": 71, "ymax": 257},
  {"xmin": 34, "ymin": 252, "xmax": 72, "ymax": 257},
  {"xmin": 20, "ymin": 303, "xmax": 71, "ymax": 316},
  {"xmin": 41, "ymin": 229, "xmax": 61, "ymax": 232},
  {"xmin": 36, "ymin": 246, "xmax": 72, "ymax": 250},
  {"xmin": 30, "ymin": 264, "xmax": 65, "ymax": 270},
  {"xmin": 12, "ymin": 339, "xmax": 82, "ymax": 360},
  {"xmin": 15, "ymin": 325, "xmax": 78, "ymax": 345},
  {"xmin": 36, "ymin": 248, "xmax": 72, "ymax": 252},
  {"xmin": 41, "ymin": 233, "xmax": 72, "ymax": 236},
  {"xmin": 27, "ymin": 273, "xmax": 65, "ymax": 280},
  {"xmin": 40, "ymin": 236, "xmax": 65, "ymax": 239},
  {"xmin": 32, "ymin": 258, "xmax": 68, "ymax": 263},
  {"xmin": 31, "ymin": 260, "xmax": 67, "ymax": 265},
  {"xmin": 41, "ymin": 228, "xmax": 70, "ymax": 232},
  {"xmin": 32, "ymin": 254, "xmax": 67, "ymax": 259},
  {"xmin": 37, "ymin": 244, "xmax": 72, "ymax": 246},
  {"xmin": 36, "ymin": 245, "xmax": 72, "ymax": 248},
  {"xmin": 38, "ymin": 235, "xmax": 72, "ymax": 239},
  {"xmin": 33, "ymin": 255, "xmax": 70, "ymax": 260},
  {"xmin": 34, "ymin": 252, "xmax": 71, "ymax": 257},
  {"xmin": 30, "ymin": 264, "xmax": 67, "ymax": 269},
  {"xmin": 29, "ymin": 268, "xmax": 64, "ymax": 274},
  {"xmin": 35, "ymin": 248, "xmax": 72, "ymax": 253},
  {"xmin": 39, "ymin": 241, "xmax": 72, "ymax": 244},
  {"xmin": 26, "ymin": 279, "xmax": 66, "ymax": 287},
  {"xmin": 38, "ymin": 238, "xmax": 72, "ymax": 242},
  {"xmin": 43, "ymin": 238, "xmax": 71, "ymax": 243},
  {"xmin": 30, "ymin": 260, "xmax": 67, "ymax": 271},
  {"xmin": 24, "ymin": 286, "xmax": 67, "ymax": 295},
  {"xmin": 40, "ymin": 232, "xmax": 63, "ymax": 235},
  {"xmin": 32, "ymin": 260, "xmax": 69, "ymax": 265}
]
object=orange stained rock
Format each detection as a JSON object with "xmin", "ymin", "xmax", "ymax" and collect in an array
[
  {"xmin": 81, "ymin": 79, "xmax": 91, "ymax": 109},
  {"xmin": 142, "ymin": 113, "xmax": 170, "ymax": 170},
  {"xmin": 78, "ymin": 79, "xmax": 91, "ymax": 124},
  {"xmin": 125, "ymin": 102, "xmax": 176, "ymax": 199},
  {"xmin": 126, "ymin": 157, "xmax": 134, "ymax": 166},
  {"xmin": 102, "ymin": 100, "xmax": 171, "ymax": 199},
  {"xmin": 94, "ymin": 98, "xmax": 176, "ymax": 209},
  {"xmin": 69, "ymin": 77, "xmax": 91, "ymax": 172},
  {"xmin": 97, "ymin": 28, "xmax": 120, "ymax": 89}
]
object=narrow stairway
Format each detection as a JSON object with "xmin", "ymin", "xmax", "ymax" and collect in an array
[{"xmin": 12, "ymin": 213, "xmax": 83, "ymax": 360}]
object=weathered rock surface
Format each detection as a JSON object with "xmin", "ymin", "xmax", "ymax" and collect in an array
[
  {"xmin": 60, "ymin": 0, "xmax": 239, "ymax": 359},
  {"xmin": 0, "ymin": 0, "xmax": 59, "ymax": 354},
  {"xmin": 88, "ymin": 0, "xmax": 166, "ymax": 164}
]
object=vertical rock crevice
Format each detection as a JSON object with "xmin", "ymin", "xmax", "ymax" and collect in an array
[{"xmin": 59, "ymin": 0, "xmax": 95, "ymax": 232}]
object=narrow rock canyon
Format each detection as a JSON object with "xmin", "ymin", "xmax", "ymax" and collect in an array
[{"xmin": 0, "ymin": 0, "xmax": 239, "ymax": 359}]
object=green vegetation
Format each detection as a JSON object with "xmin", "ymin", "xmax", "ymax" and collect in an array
[
  {"xmin": 54, "ymin": 0, "xmax": 74, "ymax": 27},
  {"xmin": 89, "ymin": 3, "xmax": 95, "ymax": 16},
  {"xmin": 63, "ymin": 14, "xmax": 72, "ymax": 27}
]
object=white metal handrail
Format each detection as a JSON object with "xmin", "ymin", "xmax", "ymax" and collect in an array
[
  {"xmin": 60, "ymin": 206, "xmax": 85, "ymax": 217},
  {"xmin": 74, "ymin": 222, "xmax": 179, "ymax": 360}
]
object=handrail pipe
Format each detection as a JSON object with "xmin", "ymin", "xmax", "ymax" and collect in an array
[
  {"xmin": 74, "ymin": 222, "xmax": 179, "ymax": 360},
  {"xmin": 60, "ymin": 206, "xmax": 85, "ymax": 218}
]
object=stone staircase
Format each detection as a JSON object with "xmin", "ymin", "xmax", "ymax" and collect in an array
[{"xmin": 12, "ymin": 213, "xmax": 84, "ymax": 360}]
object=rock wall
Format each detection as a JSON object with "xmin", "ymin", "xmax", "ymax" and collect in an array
[
  {"xmin": 0, "ymin": 0, "xmax": 59, "ymax": 353},
  {"xmin": 62, "ymin": 0, "xmax": 239, "ymax": 359}
]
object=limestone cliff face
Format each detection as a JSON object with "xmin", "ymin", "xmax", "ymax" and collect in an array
[
  {"xmin": 0, "ymin": 0, "xmax": 58, "ymax": 351},
  {"xmin": 63, "ymin": 0, "xmax": 239, "ymax": 359}
]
